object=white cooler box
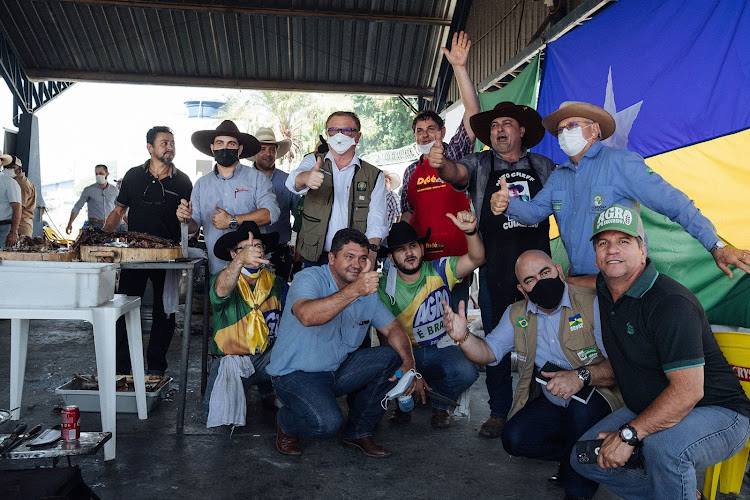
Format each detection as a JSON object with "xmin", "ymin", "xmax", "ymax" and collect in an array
[{"xmin": 0, "ymin": 261, "xmax": 118, "ymax": 307}]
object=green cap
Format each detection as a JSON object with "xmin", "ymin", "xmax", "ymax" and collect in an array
[{"xmin": 590, "ymin": 204, "xmax": 645, "ymax": 240}]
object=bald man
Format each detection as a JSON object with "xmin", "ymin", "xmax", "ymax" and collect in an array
[{"xmin": 443, "ymin": 250, "xmax": 622, "ymax": 500}]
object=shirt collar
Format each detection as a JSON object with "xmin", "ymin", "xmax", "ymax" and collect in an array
[
  {"xmin": 596, "ymin": 259, "xmax": 659, "ymax": 301},
  {"xmin": 325, "ymin": 151, "xmax": 361, "ymax": 169},
  {"xmin": 525, "ymin": 281, "xmax": 571, "ymax": 315},
  {"xmin": 214, "ymin": 162, "xmax": 243, "ymax": 180},
  {"xmin": 142, "ymin": 159, "xmax": 176, "ymax": 178},
  {"xmin": 492, "ymin": 149, "xmax": 529, "ymax": 165},
  {"xmin": 559, "ymin": 141, "xmax": 604, "ymax": 171}
]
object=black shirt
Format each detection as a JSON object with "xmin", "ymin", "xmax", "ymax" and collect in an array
[
  {"xmin": 116, "ymin": 160, "xmax": 193, "ymax": 242},
  {"xmin": 597, "ymin": 260, "xmax": 750, "ymax": 417}
]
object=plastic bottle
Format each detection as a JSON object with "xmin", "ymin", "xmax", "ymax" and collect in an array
[{"xmin": 395, "ymin": 370, "xmax": 414, "ymax": 412}]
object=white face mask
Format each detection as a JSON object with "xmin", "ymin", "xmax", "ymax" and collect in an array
[
  {"xmin": 327, "ymin": 133, "xmax": 356, "ymax": 155},
  {"xmin": 3, "ymin": 168, "xmax": 16, "ymax": 179},
  {"xmin": 96, "ymin": 174, "xmax": 107, "ymax": 184},
  {"xmin": 558, "ymin": 127, "xmax": 590, "ymax": 157},
  {"xmin": 416, "ymin": 140, "xmax": 436, "ymax": 156}
]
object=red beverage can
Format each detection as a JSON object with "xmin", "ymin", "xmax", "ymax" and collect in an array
[{"xmin": 61, "ymin": 405, "xmax": 80, "ymax": 441}]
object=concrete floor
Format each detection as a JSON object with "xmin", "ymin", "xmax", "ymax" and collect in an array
[{"xmin": 1, "ymin": 310, "xmax": 749, "ymax": 500}]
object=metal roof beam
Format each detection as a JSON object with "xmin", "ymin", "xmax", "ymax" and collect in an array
[
  {"xmin": 24, "ymin": 68, "xmax": 434, "ymax": 97},
  {"xmin": 40, "ymin": 0, "xmax": 453, "ymax": 26}
]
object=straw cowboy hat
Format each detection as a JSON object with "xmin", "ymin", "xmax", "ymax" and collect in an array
[
  {"xmin": 191, "ymin": 120, "xmax": 261, "ymax": 159},
  {"xmin": 383, "ymin": 171, "xmax": 401, "ymax": 190},
  {"xmin": 248, "ymin": 127, "xmax": 292, "ymax": 161},
  {"xmin": 542, "ymin": 101, "xmax": 616, "ymax": 140},
  {"xmin": 0, "ymin": 154, "xmax": 21, "ymax": 167},
  {"xmin": 469, "ymin": 101, "xmax": 546, "ymax": 149}
]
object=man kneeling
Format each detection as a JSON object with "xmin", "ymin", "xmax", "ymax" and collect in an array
[
  {"xmin": 444, "ymin": 250, "xmax": 622, "ymax": 500},
  {"xmin": 267, "ymin": 228, "xmax": 417, "ymax": 457},
  {"xmin": 205, "ymin": 221, "xmax": 285, "ymax": 427}
]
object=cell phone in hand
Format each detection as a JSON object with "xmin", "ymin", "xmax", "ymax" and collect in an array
[{"xmin": 576, "ymin": 439, "xmax": 644, "ymax": 469}]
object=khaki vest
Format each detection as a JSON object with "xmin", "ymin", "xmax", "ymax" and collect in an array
[
  {"xmin": 296, "ymin": 154, "xmax": 382, "ymax": 261},
  {"xmin": 507, "ymin": 284, "xmax": 623, "ymax": 420}
]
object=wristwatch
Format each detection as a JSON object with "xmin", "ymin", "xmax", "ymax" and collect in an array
[
  {"xmin": 618, "ymin": 423, "xmax": 641, "ymax": 447},
  {"xmin": 709, "ymin": 240, "xmax": 726, "ymax": 254},
  {"xmin": 368, "ymin": 243, "xmax": 380, "ymax": 253},
  {"xmin": 229, "ymin": 216, "xmax": 238, "ymax": 230},
  {"xmin": 577, "ymin": 366, "xmax": 591, "ymax": 387}
]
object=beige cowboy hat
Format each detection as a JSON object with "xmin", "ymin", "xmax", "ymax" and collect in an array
[
  {"xmin": 0, "ymin": 154, "xmax": 21, "ymax": 167},
  {"xmin": 383, "ymin": 171, "xmax": 401, "ymax": 190},
  {"xmin": 191, "ymin": 120, "xmax": 261, "ymax": 159},
  {"xmin": 248, "ymin": 127, "xmax": 292, "ymax": 161},
  {"xmin": 542, "ymin": 101, "xmax": 616, "ymax": 140}
]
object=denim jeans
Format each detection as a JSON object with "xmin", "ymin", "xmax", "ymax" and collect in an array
[
  {"xmin": 572, "ymin": 405, "xmax": 750, "ymax": 500},
  {"xmin": 273, "ymin": 345, "xmax": 400, "ymax": 440},
  {"xmin": 115, "ymin": 268, "xmax": 176, "ymax": 374},
  {"xmin": 414, "ymin": 345, "xmax": 478, "ymax": 410},
  {"xmin": 0, "ymin": 225, "xmax": 10, "ymax": 246},
  {"xmin": 203, "ymin": 347, "xmax": 275, "ymax": 414},
  {"xmin": 478, "ymin": 267, "xmax": 513, "ymax": 419},
  {"xmin": 502, "ymin": 391, "xmax": 613, "ymax": 499}
]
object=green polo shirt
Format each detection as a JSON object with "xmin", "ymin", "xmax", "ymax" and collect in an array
[{"xmin": 597, "ymin": 260, "xmax": 750, "ymax": 417}]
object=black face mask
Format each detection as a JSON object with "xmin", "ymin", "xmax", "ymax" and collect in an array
[
  {"xmin": 526, "ymin": 276, "xmax": 565, "ymax": 310},
  {"xmin": 214, "ymin": 148, "xmax": 239, "ymax": 167}
]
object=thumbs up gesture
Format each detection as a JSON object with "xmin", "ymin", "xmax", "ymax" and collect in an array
[
  {"xmin": 306, "ymin": 156, "xmax": 325, "ymax": 190},
  {"xmin": 490, "ymin": 177, "xmax": 510, "ymax": 215},
  {"xmin": 427, "ymin": 140, "xmax": 444, "ymax": 170},
  {"xmin": 352, "ymin": 257, "xmax": 379, "ymax": 297},
  {"xmin": 212, "ymin": 205, "xmax": 232, "ymax": 229}
]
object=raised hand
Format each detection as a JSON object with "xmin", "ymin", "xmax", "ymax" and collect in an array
[
  {"xmin": 446, "ymin": 210, "xmax": 477, "ymax": 234},
  {"xmin": 490, "ymin": 177, "xmax": 509, "ymax": 215},
  {"xmin": 237, "ymin": 232, "xmax": 269, "ymax": 268},
  {"xmin": 427, "ymin": 140, "xmax": 444, "ymax": 170},
  {"xmin": 306, "ymin": 156, "xmax": 325, "ymax": 190},
  {"xmin": 442, "ymin": 300, "xmax": 468, "ymax": 342},
  {"xmin": 352, "ymin": 257, "xmax": 379, "ymax": 297},
  {"xmin": 176, "ymin": 198, "xmax": 192, "ymax": 222},
  {"xmin": 212, "ymin": 205, "xmax": 232, "ymax": 229},
  {"xmin": 440, "ymin": 31, "xmax": 471, "ymax": 68}
]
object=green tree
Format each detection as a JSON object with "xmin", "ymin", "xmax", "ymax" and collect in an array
[{"xmin": 351, "ymin": 95, "xmax": 416, "ymax": 155}]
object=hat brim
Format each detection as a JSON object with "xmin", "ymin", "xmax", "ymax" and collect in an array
[
  {"xmin": 191, "ymin": 130, "xmax": 262, "ymax": 159},
  {"xmin": 379, "ymin": 227, "xmax": 431, "ymax": 258},
  {"xmin": 470, "ymin": 104, "xmax": 545, "ymax": 149},
  {"xmin": 248, "ymin": 138, "xmax": 292, "ymax": 162},
  {"xmin": 384, "ymin": 173, "xmax": 401, "ymax": 190},
  {"xmin": 542, "ymin": 103, "xmax": 616, "ymax": 140},
  {"xmin": 214, "ymin": 221, "xmax": 280, "ymax": 262}
]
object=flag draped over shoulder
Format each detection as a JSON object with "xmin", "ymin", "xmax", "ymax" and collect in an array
[
  {"xmin": 537, "ymin": 0, "xmax": 750, "ymax": 326},
  {"xmin": 474, "ymin": 53, "xmax": 541, "ymax": 152}
]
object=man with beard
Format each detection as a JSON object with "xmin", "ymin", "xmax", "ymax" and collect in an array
[
  {"xmin": 176, "ymin": 120, "xmax": 280, "ymax": 276},
  {"xmin": 103, "ymin": 126, "xmax": 193, "ymax": 375},
  {"xmin": 431, "ymin": 102, "xmax": 556, "ymax": 438},
  {"xmin": 250, "ymin": 127, "xmax": 299, "ymax": 282},
  {"xmin": 377, "ymin": 214, "xmax": 483, "ymax": 428},
  {"xmin": 268, "ymin": 228, "xmax": 416, "ymax": 457}
]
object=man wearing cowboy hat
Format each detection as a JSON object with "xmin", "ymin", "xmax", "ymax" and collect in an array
[
  {"xmin": 383, "ymin": 171, "xmax": 401, "ymax": 231},
  {"xmin": 176, "ymin": 120, "xmax": 280, "ymax": 275},
  {"xmin": 204, "ymin": 220, "xmax": 286, "ymax": 426},
  {"xmin": 494, "ymin": 101, "xmax": 750, "ymax": 287},
  {"xmin": 0, "ymin": 155, "xmax": 22, "ymax": 247},
  {"xmin": 377, "ymin": 214, "xmax": 483, "ymax": 428},
  {"xmin": 0, "ymin": 154, "xmax": 37, "ymax": 237},
  {"xmin": 103, "ymin": 125, "xmax": 193, "ymax": 376},
  {"xmin": 250, "ymin": 127, "xmax": 299, "ymax": 282},
  {"xmin": 431, "ymin": 101, "xmax": 556, "ymax": 438}
]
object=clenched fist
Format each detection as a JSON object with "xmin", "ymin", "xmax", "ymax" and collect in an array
[
  {"xmin": 351, "ymin": 258, "xmax": 379, "ymax": 297},
  {"xmin": 306, "ymin": 156, "xmax": 325, "ymax": 190},
  {"xmin": 427, "ymin": 140, "xmax": 444, "ymax": 170},
  {"xmin": 176, "ymin": 198, "xmax": 192, "ymax": 222},
  {"xmin": 490, "ymin": 177, "xmax": 509, "ymax": 215}
]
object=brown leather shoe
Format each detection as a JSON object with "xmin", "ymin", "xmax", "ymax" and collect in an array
[
  {"xmin": 478, "ymin": 416, "xmax": 507, "ymax": 438},
  {"xmin": 430, "ymin": 408, "xmax": 451, "ymax": 428},
  {"xmin": 342, "ymin": 436, "xmax": 391, "ymax": 458},
  {"xmin": 276, "ymin": 425, "xmax": 301, "ymax": 456}
]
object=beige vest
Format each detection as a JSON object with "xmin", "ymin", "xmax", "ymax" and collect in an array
[
  {"xmin": 296, "ymin": 154, "xmax": 381, "ymax": 261},
  {"xmin": 507, "ymin": 284, "xmax": 623, "ymax": 420}
]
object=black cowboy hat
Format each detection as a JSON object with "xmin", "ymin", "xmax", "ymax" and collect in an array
[
  {"xmin": 469, "ymin": 101, "xmax": 546, "ymax": 149},
  {"xmin": 191, "ymin": 120, "xmax": 262, "ymax": 159},
  {"xmin": 379, "ymin": 222, "xmax": 431, "ymax": 257},
  {"xmin": 213, "ymin": 221, "xmax": 280, "ymax": 262}
]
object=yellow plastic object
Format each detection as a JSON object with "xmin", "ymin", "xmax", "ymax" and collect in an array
[
  {"xmin": 703, "ymin": 331, "xmax": 750, "ymax": 500},
  {"xmin": 43, "ymin": 226, "xmax": 74, "ymax": 246}
]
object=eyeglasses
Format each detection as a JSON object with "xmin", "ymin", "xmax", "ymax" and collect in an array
[
  {"xmin": 327, "ymin": 127, "xmax": 359, "ymax": 137},
  {"xmin": 142, "ymin": 179, "xmax": 165, "ymax": 205},
  {"xmin": 556, "ymin": 120, "xmax": 594, "ymax": 135}
]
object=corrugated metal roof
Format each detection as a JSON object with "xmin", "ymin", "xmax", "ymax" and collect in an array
[{"xmin": 0, "ymin": 0, "xmax": 461, "ymax": 97}]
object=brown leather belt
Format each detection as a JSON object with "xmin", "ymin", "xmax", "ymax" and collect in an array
[{"xmin": 88, "ymin": 218, "xmax": 105, "ymax": 224}]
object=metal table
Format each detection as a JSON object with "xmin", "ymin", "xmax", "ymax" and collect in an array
[
  {"xmin": 119, "ymin": 258, "xmax": 208, "ymax": 434},
  {"xmin": 0, "ymin": 432, "xmax": 111, "ymax": 461}
]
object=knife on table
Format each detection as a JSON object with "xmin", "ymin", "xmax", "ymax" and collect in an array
[
  {"xmin": 0, "ymin": 423, "xmax": 27, "ymax": 453},
  {"xmin": 2, "ymin": 424, "xmax": 43, "ymax": 456}
]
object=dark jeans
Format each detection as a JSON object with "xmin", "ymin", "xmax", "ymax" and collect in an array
[
  {"xmin": 501, "ymin": 391, "xmax": 612, "ymax": 499},
  {"xmin": 272, "ymin": 346, "xmax": 400, "ymax": 440},
  {"xmin": 414, "ymin": 345, "xmax": 478, "ymax": 410},
  {"xmin": 478, "ymin": 267, "xmax": 513, "ymax": 419},
  {"xmin": 115, "ymin": 269, "xmax": 176, "ymax": 374}
]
